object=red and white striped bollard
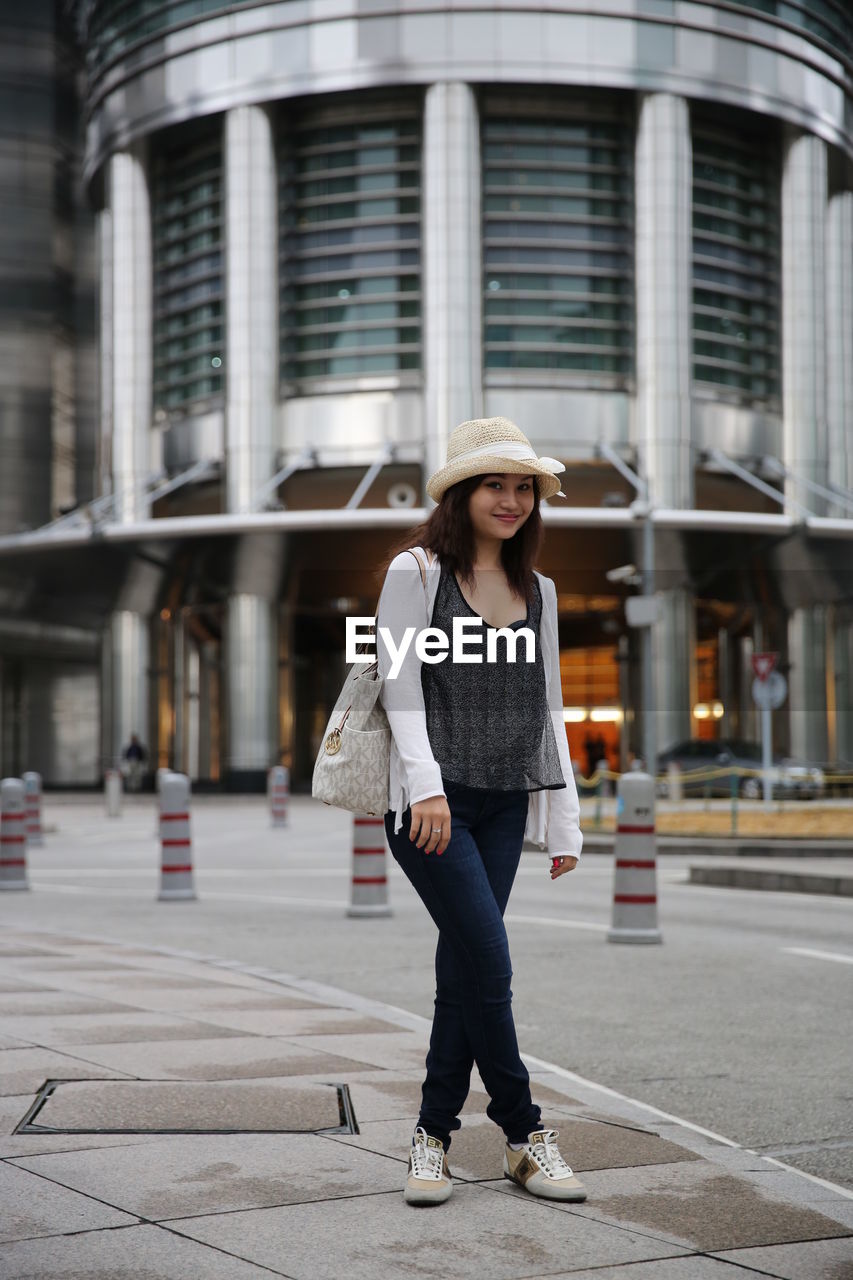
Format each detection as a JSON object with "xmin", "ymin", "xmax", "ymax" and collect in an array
[
  {"xmin": 23, "ymin": 772, "xmax": 43, "ymax": 847},
  {"xmin": 1, "ymin": 778, "xmax": 29, "ymax": 892},
  {"xmin": 607, "ymin": 770, "xmax": 661, "ymax": 944},
  {"xmin": 158, "ymin": 772, "xmax": 196, "ymax": 901},
  {"xmin": 347, "ymin": 814, "xmax": 392, "ymax": 918}
]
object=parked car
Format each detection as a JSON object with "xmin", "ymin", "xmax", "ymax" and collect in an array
[{"xmin": 656, "ymin": 738, "xmax": 825, "ymax": 800}]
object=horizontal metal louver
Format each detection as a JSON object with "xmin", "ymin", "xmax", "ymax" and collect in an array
[
  {"xmin": 481, "ymin": 94, "xmax": 634, "ymax": 379},
  {"xmin": 278, "ymin": 98, "xmax": 422, "ymax": 387}
]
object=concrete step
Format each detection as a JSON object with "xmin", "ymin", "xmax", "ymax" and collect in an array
[{"xmin": 689, "ymin": 862, "xmax": 853, "ymax": 896}]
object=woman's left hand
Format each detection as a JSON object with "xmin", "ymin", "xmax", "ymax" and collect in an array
[{"xmin": 549, "ymin": 855, "xmax": 578, "ymax": 880}]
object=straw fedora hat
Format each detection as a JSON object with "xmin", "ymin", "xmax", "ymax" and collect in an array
[{"xmin": 426, "ymin": 417, "xmax": 566, "ymax": 503}]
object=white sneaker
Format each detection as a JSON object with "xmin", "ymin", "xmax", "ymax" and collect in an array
[
  {"xmin": 504, "ymin": 1128, "xmax": 587, "ymax": 1201},
  {"xmin": 404, "ymin": 1126, "xmax": 453, "ymax": 1205}
]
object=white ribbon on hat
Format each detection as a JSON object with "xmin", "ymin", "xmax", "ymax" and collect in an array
[{"xmin": 450, "ymin": 439, "xmax": 567, "ymax": 495}]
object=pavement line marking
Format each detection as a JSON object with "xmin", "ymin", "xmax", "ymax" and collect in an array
[
  {"xmin": 28, "ymin": 880, "xmax": 605, "ymax": 927},
  {"xmin": 29, "ymin": 882, "xmax": 347, "ymax": 909},
  {"xmin": 781, "ymin": 946, "xmax": 853, "ymax": 966},
  {"xmin": 26, "ymin": 868, "xmax": 348, "ymax": 877},
  {"xmin": 506, "ymin": 913, "xmax": 608, "ymax": 933}
]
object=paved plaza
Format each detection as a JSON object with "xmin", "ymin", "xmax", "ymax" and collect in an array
[{"xmin": 0, "ymin": 795, "xmax": 851, "ymax": 1278}]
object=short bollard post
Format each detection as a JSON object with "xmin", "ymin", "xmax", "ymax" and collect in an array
[
  {"xmin": 0, "ymin": 778, "xmax": 29, "ymax": 892},
  {"xmin": 105, "ymin": 768, "xmax": 122, "ymax": 818},
  {"xmin": 158, "ymin": 772, "xmax": 196, "ymax": 901},
  {"xmin": 666, "ymin": 761, "xmax": 682, "ymax": 804},
  {"xmin": 347, "ymin": 815, "xmax": 392, "ymax": 918},
  {"xmin": 607, "ymin": 770, "xmax": 661, "ymax": 944},
  {"xmin": 269, "ymin": 765, "xmax": 289, "ymax": 828},
  {"xmin": 154, "ymin": 768, "xmax": 172, "ymax": 836},
  {"xmin": 23, "ymin": 772, "xmax": 43, "ymax": 847}
]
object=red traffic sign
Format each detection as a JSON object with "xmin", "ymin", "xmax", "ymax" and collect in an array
[{"xmin": 751, "ymin": 652, "xmax": 778, "ymax": 682}]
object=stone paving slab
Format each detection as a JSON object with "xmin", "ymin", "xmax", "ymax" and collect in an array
[
  {"xmin": 171, "ymin": 1005, "xmax": 398, "ymax": 1037},
  {"xmin": 0, "ymin": 1011, "xmax": 248, "ymax": 1046},
  {"xmin": 490, "ymin": 1161, "xmax": 853, "ymax": 1253},
  {"xmin": 30, "ymin": 1077, "xmax": 345, "ymax": 1133},
  {"xmin": 712, "ymin": 1237, "xmax": 853, "ymax": 1278},
  {"xmin": 168, "ymin": 1184, "xmax": 691, "ymax": 1279},
  {"xmin": 0, "ymin": 993, "xmax": 135, "ymax": 1017},
  {"xmin": 0, "ymin": 1159, "xmax": 136, "ymax": 1243},
  {"xmin": 11, "ymin": 1131, "xmax": 406, "ymax": 1219},
  {"xmin": 284, "ymin": 1029, "xmax": 431, "ymax": 1070},
  {"xmin": 536, "ymin": 1259, "xmax": 791, "ymax": 1280},
  {"xmin": 49, "ymin": 1034, "xmax": 373, "ymax": 1082},
  {"xmin": 332, "ymin": 1111, "xmax": 700, "ymax": 1183},
  {"xmin": 0, "ymin": 1223, "xmax": 287, "ymax": 1279},
  {"xmin": 54, "ymin": 987, "xmax": 330, "ymax": 1015},
  {"xmin": 0, "ymin": 1045, "xmax": 136, "ymax": 1096},
  {"xmin": 0, "ymin": 1092, "xmax": 165, "ymax": 1157},
  {"xmin": 342, "ymin": 1071, "xmax": 491, "ymax": 1124}
]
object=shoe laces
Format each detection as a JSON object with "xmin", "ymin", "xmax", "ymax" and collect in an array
[
  {"xmin": 529, "ymin": 1129, "xmax": 574, "ymax": 1177},
  {"xmin": 411, "ymin": 1126, "xmax": 445, "ymax": 1179}
]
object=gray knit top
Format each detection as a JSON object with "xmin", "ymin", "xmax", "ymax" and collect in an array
[{"xmin": 421, "ymin": 565, "xmax": 566, "ymax": 792}]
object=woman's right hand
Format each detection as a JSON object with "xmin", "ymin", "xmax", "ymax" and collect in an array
[{"xmin": 410, "ymin": 795, "xmax": 451, "ymax": 855}]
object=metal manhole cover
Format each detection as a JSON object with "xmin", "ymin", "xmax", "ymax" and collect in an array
[{"xmin": 16, "ymin": 1079, "xmax": 358, "ymax": 1135}]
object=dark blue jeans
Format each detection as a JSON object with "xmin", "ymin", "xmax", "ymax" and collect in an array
[{"xmin": 384, "ymin": 778, "xmax": 542, "ymax": 1152}]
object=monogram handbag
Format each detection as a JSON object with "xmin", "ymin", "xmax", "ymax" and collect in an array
[{"xmin": 311, "ymin": 548, "xmax": 431, "ymax": 816}]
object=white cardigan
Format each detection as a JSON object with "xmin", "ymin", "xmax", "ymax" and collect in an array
[{"xmin": 375, "ymin": 548, "xmax": 583, "ymax": 861}]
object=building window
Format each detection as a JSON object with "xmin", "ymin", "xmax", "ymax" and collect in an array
[
  {"xmin": 87, "ymin": 1, "xmax": 258, "ymax": 81},
  {"xmin": 728, "ymin": 1, "xmax": 852, "ymax": 64},
  {"xmin": 151, "ymin": 121, "xmax": 224, "ymax": 416},
  {"xmin": 691, "ymin": 110, "xmax": 781, "ymax": 404},
  {"xmin": 278, "ymin": 96, "xmax": 422, "ymax": 388},
  {"xmin": 481, "ymin": 93, "xmax": 634, "ymax": 379}
]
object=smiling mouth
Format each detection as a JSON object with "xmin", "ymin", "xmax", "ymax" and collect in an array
[{"xmin": 495, "ymin": 515, "xmax": 519, "ymax": 521}]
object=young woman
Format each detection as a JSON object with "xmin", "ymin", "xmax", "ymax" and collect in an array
[{"xmin": 375, "ymin": 417, "xmax": 585, "ymax": 1206}]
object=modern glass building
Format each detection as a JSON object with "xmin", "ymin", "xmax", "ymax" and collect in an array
[{"xmin": 1, "ymin": 0, "xmax": 852, "ymax": 787}]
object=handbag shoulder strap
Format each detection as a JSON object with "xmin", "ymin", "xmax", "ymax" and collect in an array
[{"xmin": 405, "ymin": 546, "xmax": 436, "ymax": 586}]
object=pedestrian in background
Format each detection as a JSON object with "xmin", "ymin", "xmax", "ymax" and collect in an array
[
  {"xmin": 376, "ymin": 417, "xmax": 586, "ymax": 1206},
  {"xmin": 121, "ymin": 733, "xmax": 147, "ymax": 793}
]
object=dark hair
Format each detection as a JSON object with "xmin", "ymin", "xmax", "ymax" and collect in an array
[{"xmin": 378, "ymin": 473, "xmax": 543, "ymax": 602}]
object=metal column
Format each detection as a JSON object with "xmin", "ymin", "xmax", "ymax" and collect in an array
[
  {"xmin": 102, "ymin": 148, "xmax": 153, "ymax": 775},
  {"xmin": 223, "ymin": 105, "xmax": 279, "ymax": 786},
  {"xmin": 422, "ymin": 83, "xmax": 483, "ymax": 496},
  {"xmin": 788, "ymin": 607, "xmax": 829, "ymax": 762},
  {"xmin": 825, "ymin": 191, "xmax": 853, "ymax": 763},
  {"xmin": 103, "ymin": 611, "xmax": 150, "ymax": 771},
  {"xmin": 634, "ymin": 93, "xmax": 693, "ymax": 762},
  {"xmin": 826, "ymin": 190, "xmax": 853, "ymax": 516},
  {"xmin": 224, "ymin": 104, "xmax": 277, "ymax": 514},
  {"xmin": 225, "ymin": 594, "xmax": 277, "ymax": 788},
  {"xmin": 833, "ymin": 613, "xmax": 853, "ymax": 763},
  {"xmin": 107, "ymin": 146, "xmax": 152, "ymax": 526},
  {"xmin": 782, "ymin": 129, "xmax": 828, "ymax": 760},
  {"xmin": 652, "ymin": 589, "xmax": 697, "ymax": 758},
  {"xmin": 782, "ymin": 128, "xmax": 828, "ymax": 518}
]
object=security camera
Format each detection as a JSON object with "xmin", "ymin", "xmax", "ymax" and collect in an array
[{"xmin": 606, "ymin": 564, "xmax": 640, "ymax": 585}]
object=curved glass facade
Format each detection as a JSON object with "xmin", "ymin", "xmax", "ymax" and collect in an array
[
  {"xmin": 691, "ymin": 109, "xmax": 781, "ymax": 403},
  {"xmin": 151, "ymin": 121, "xmax": 224, "ymax": 414},
  {"xmin": 278, "ymin": 98, "xmax": 422, "ymax": 386},
  {"xmin": 87, "ymin": 1, "xmax": 257, "ymax": 79},
  {"xmin": 481, "ymin": 94, "xmax": 634, "ymax": 378},
  {"xmin": 734, "ymin": 0, "xmax": 852, "ymax": 63}
]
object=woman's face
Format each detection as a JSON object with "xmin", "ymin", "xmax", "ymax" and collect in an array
[{"xmin": 468, "ymin": 473, "xmax": 535, "ymax": 542}]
